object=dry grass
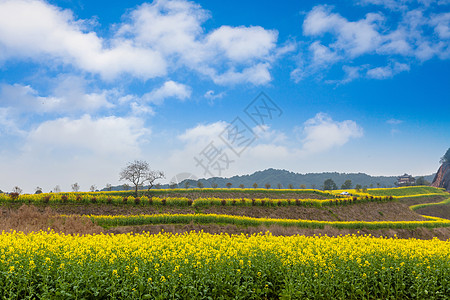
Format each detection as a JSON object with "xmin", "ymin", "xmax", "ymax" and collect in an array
[{"xmin": 0, "ymin": 204, "xmax": 103, "ymax": 235}]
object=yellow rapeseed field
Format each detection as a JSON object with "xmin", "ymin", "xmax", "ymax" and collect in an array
[{"xmin": 0, "ymin": 230, "xmax": 449, "ymax": 299}]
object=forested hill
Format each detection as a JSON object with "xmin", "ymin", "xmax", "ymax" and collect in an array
[{"xmin": 190, "ymin": 168, "xmax": 435, "ymax": 189}]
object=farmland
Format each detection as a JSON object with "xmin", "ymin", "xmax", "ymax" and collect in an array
[{"xmin": 1, "ymin": 186, "xmax": 450, "ymax": 299}]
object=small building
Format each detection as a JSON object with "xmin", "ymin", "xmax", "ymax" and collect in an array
[{"xmin": 397, "ymin": 174, "xmax": 415, "ymax": 186}]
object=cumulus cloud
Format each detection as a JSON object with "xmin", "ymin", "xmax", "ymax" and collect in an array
[
  {"xmin": 26, "ymin": 115, "xmax": 149, "ymax": 156},
  {"xmin": 142, "ymin": 80, "xmax": 192, "ymax": 105},
  {"xmin": 114, "ymin": 0, "xmax": 279, "ymax": 85},
  {"xmin": 0, "ymin": 0, "xmax": 166, "ymax": 80},
  {"xmin": 296, "ymin": 3, "xmax": 450, "ymax": 83},
  {"xmin": 298, "ymin": 113, "xmax": 363, "ymax": 154},
  {"xmin": 0, "ymin": 0, "xmax": 280, "ymax": 85}
]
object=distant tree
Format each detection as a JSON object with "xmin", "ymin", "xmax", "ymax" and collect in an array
[
  {"xmin": 54, "ymin": 185, "xmax": 61, "ymax": 193},
  {"xmin": 252, "ymin": 183, "xmax": 258, "ymax": 188},
  {"xmin": 440, "ymin": 148, "xmax": 450, "ymax": 164},
  {"xmin": 341, "ymin": 180, "xmax": 352, "ymax": 190},
  {"xmin": 197, "ymin": 181, "xmax": 204, "ymax": 188},
  {"xmin": 169, "ymin": 182, "xmax": 177, "ymax": 189},
  {"xmin": 369, "ymin": 184, "xmax": 374, "ymax": 188},
  {"xmin": 239, "ymin": 184, "xmax": 245, "ymax": 189},
  {"xmin": 341, "ymin": 179, "xmax": 352, "ymax": 190},
  {"xmin": 376, "ymin": 183, "xmax": 381, "ymax": 188},
  {"xmin": 211, "ymin": 182, "xmax": 218, "ymax": 188},
  {"xmin": 226, "ymin": 182, "xmax": 232, "ymax": 188},
  {"xmin": 300, "ymin": 184, "xmax": 306, "ymax": 189},
  {"xmin": 71, "ymin": 183, "xmax": 80, "ymax": 192},
  {"xmin": 144, "ymin": 169, "xmax": 165, "ymax": 191},
  {"xmin": 35, "ymin": 187, "xmax": 43, "ymax": 194},
  {"xmin": 122, "ymin": 183, "xmax": 130, "ymax": 191},
  {"xmin": 277, "ymin": 183, "xmax": 282, "ymax": 189},
  {"xmin": 415, "ymin": 176, "xmax": 430, "ymax": 186},
  {"xmin": 155, "ymin": 183, "xmax": 161, "ymax": 189},
  {"xmin": 288, "ymin": 184, "xmax": 294, "ymax": 189},
  {"xmin": 362, "ymin": 186, "xmax": 368, "ymax": 193},
  {"xmin": 265, "ymin": 183, "xmax": 271, "ymax": 189},
  {"xmin": 323, "ymin": 179, "xmax": 337, "ymax": 190},
  {"xmin": 90, "ymin": 185, "xmax": 97, "ymax": 192},
  {"xmin": 310, "ymin": 184, "xmax": 316, "ymax": 189},
  {"xmin": 119, "ymin": 160, "xmax": 164, "ymax": 196},
  {"xmin": 13, "ymin": 186, "xmax": 22, "ymax": 194},
  {"xmin": 105, "ymin": 183, "xmax": 112, "ymax": 191},
  {"xmin": 184, "ymin": 181, "xmax": 190, "ymax": 189},
  {"xmin": 355, "ymin": 184, "xmax": 362, "ymax": 192}
]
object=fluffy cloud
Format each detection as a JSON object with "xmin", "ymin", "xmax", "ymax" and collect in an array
[
  {"xmin": 142, "ymin": 81, "xmax": 192, "ymax": 105},
  {"xmin": 297, "ymin": 3, "xmax": 450, "ymax": 83},
  {"xmin": 0, "ymin": 0, "xmax": 166, "ymax": 80},
  {"xmin": 299, "ymin": 113, "xmax": 363, "ymax": 154},
  {"xmin": 303, "ymin": 6, "xmax": 384, "ymax": 57},
  {"xmin": 0, "ymin": 78, "xmax": 113, "ymax": 115},
  {"xmin": 0, "ymin": 0, "xmax": 280, "ymax": 85},
  {"xmin": 26, "ymin": 115, "xmax": 149, "ymax": 156}
]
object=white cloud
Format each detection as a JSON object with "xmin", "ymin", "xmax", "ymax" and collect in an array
[
  {"xmin": 178, "ymin": 121, "xmax": 228, "ymax": 144},
  {"xmin": 211, "ymin": 63, "xmax": 272, "ymax": 85},
  {"xmin": 0, "ymin": 0, "xmax": 167, "ymax": 80},
  {"xmin": 299, "ymin": 113, "xmax": 363, "ymax": 154},
  {"xmin": 430, "ymin": 12, "xmax": 450, "ymax": 39},
  {"xmin": 366, "ymin": 61, "xmax": 410, "ymax": 79},
  {"xmin": 206, "ymin": 25, "xmax": 277, "ymax": 62},
  {"xmin": 26, "ymin": 115, "xmax": 149, "ymax": 156},
  {"xmin": 309, "ymin": 41, "xmax": 340, "ymax": 65},
  {"xmin": 303, "ymin": 6, "xmax": 384, "ymax": 57},
  {"xmin": 0, "ymin": 78, "xmax": 113, "ymax": 115},
  {"xmin": 204, "ymin": 90, "xmax": 225, "ymax": 100},
  {"xmin": 116, "ymin": 0, "xmax": 279, "ymax": 85},
  {"xmin": 142, "ymin": 80, "xmax": 191, "ymax": 105},
  {"xmin": 299, "ymin": 4, "xmax": 450, "ymax": 83},
  {"xmin": 0, "ymin": 0, "xmax": 280, "ymax": 85}
]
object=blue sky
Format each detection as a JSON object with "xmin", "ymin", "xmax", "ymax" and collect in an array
[{"xmin": 0, "ymin": 0, "xmax": 449, "ymax": 192}]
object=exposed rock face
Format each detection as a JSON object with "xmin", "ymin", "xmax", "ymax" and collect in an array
[{"xmin": 431, "ymin": 163, "xmax": 450, "ymax": 191}]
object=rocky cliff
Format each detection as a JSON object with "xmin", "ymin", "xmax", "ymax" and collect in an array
[{"xmin": 431, "ymin": 162, "xmax": 450, "ymax": 191}]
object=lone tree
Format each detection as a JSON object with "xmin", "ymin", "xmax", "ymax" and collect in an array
[
  {"xmin": 120, "ymin": 160, "xmax": 165, "ymax": 197},
  {"xmin": 71, "ymin": 183, "xmax": 80, "ymax": 192},
  {"xmin": 12, "ymin": 186, "xmax": 22, "ymax": 194},
  {"xmin": 440, "ymin": 148, "xmax": 450, "ymax": 164}
]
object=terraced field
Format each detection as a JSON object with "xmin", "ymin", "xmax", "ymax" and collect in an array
[{"xmin": 1, "ymin": 186, "xmax": 449, "ymax": 299}]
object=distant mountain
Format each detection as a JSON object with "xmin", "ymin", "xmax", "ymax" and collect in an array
[{"xmin": 103, "ymin": 168, "xmax": 435, "ymax": 191}]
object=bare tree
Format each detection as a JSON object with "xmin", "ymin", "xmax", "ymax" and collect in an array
[
  {"xmin": 12, "ymin": 186, "xmax": 22, "ymax": 194},
  {"xmin": 54, "ymin": 185, "xmax": 61, "ymax": 193},
  {"xmin": 71, "ymin": 183, "xmax": 80, "ymax": 192},
  {"xmin": 35, "ymin": 187, "xmax": 43, "ymax": 194},
  {"xmin": 120, "ymin": 160, "xmax": 164, "ymax": 196},
  {"xmin": 89, "ymin": 185, "xmax": 97, "ymax": 192},
  {"xmin": 105, "ymin": 183, "xmax": 112, "ymax": 191},
  {"xmin": 145, "ymin": 169, "xmax": 165, "ymax": 191}
]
